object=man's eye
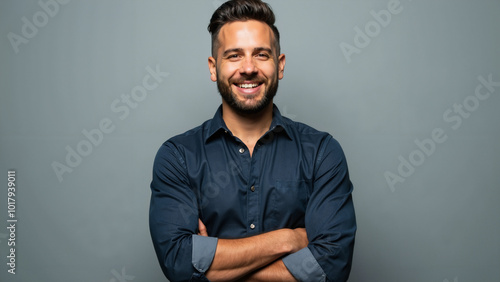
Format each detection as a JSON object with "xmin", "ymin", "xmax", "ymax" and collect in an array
[
  {"xmin": 227, "ymin": 54, "xmax": 239, "ymax": 59},
  {"xmin": 257, "ymin": 53, "xmax": 270, "ymax": 58}
]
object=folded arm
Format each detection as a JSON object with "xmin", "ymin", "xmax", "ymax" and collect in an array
[
  {"xmin": 297, "ymin": 136, "xmax": 356, "ymax": 281},
  {"xmin": 242, "ymin": 136, "xmax": 357, "ymax": 282},
  {"xmin": 238, "ymin": 136, "xmax": 357, "ymax": 282},
  {"xmin": 198, "ymin": 220, "xmax": 306, "ymax": 281},
  {"xmin": 238, "ymin": 260, "xmax": 297, "ymax": 282}
]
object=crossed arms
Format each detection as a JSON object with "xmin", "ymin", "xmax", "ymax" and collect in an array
[
  {"xmin": 150, "ymin": 137, "xmax": 356, "ymax": 282},
  {"xmin": 197, "ymin": 219, "xmax": 307, "ymax": 281}
]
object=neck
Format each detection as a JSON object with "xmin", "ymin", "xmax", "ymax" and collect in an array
[{"xmin": 222, "ymin": 102, "xmax": 274, "ymax": 155}]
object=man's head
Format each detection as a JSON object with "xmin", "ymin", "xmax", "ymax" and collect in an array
[
  {"xmin": 208, "ymin": 0, "xmax": 285, "ymax": 115},
  {"xmin": 208, "ymin": 0, "xmax": 280, "ymax": 59}
]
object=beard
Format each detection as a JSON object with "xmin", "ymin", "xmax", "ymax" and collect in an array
[{"xmin": 217, "ymin": 72, "xmax": 279, "ymax": 115}]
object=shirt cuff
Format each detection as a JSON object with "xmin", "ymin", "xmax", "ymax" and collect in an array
[
  {"xmin": 282, "ymin": 247, "xmax": 326, "ymax": 282},
  {"xmin": 192, "ymin": 235, "xmax": 218, "ymax": 273}
]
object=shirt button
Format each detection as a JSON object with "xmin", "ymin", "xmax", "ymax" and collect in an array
[
  {"xmin": 250, "ymin": 223, "xmax": 255, "ymax": 229},
  {"xmin": 239, "ymin": 148, "xmax": 245, "ymax": 154},
  {"xmin": 250, "ymin": 186, "xmax": 255, "ymax": 192}
]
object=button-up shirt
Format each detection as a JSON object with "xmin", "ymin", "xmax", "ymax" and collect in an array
[{"xmin": 150, "ymin": 105, "xmax": 356, "ymax": 282}]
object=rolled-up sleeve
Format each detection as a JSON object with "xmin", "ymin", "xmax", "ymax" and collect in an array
[
  {"xmin": 192, "ymin": 235, "xmax": 218, "ymax": 272},
  {"xmin": 149, "ymin": 142, "xmax": 217, "ymax": 282},
  {"xmin": 288, "ymin": 136, "xmax": 356, "ymax": 282},
  {"xmin": 283, "ymin": 247, "xmax": 326, "ymax": 281}
]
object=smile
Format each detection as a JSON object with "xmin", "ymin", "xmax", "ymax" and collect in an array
[{"xmin": 235, "ymin": 83, "xmax": 262, "ymax": 89}]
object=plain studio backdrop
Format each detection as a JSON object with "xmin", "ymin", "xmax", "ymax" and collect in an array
[{"xmin": 1, "ymin": 1, "xmax": 499, "ymax": 281}]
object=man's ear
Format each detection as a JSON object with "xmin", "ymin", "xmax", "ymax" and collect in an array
[
  {"xmin": 278, "ymin": 53, "xmax": 286, "ymax": 80},
  {"xmin": 208, "ymin": 57, "xmax": 217, "ymax": 82}
]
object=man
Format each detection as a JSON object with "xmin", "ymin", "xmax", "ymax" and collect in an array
[{"xmin": 149, "ymin": 0, "xmax": 356, "ymax": 281}]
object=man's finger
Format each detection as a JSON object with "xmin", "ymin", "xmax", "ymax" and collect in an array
[{"xmin": 198, "ymin": 219, "xmax": 208, "ymax": 236}]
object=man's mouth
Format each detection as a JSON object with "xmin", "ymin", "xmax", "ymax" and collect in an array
[{"xmin": 234, "ymin": 82, "xmax": 262, "ymax": 89}]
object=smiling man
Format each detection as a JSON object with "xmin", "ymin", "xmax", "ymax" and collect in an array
[{"xmin": 149, "ymin": 1, "xmax": 356, "ymax": 281}]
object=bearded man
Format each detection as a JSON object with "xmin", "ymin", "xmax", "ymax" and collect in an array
[{"xmin": 149, "ymin": 1, "xmax": 356, "ymax": 281}]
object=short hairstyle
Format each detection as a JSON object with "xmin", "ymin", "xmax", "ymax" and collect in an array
[{"xmin": 208, "ymin": 0, "xmax": 281, "ymax": 58}]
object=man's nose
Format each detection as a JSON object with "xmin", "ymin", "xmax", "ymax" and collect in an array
[{"xmin": 240, "ymin": 57, "xmax": 258, "ymax": 75}]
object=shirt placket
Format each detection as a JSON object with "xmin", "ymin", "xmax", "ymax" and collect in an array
[{"xmin": 236, "ymin": 142, "xmax": 261, "ymax": 236}]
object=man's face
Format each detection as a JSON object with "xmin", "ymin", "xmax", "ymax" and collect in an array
[{"xmin": 209, "ymin": 20, "xmax": 285, "ymax": 115}]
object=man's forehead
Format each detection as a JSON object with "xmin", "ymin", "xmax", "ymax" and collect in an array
[{"xmin": 218, "ymin": 20, "xmax": 274, "ymax": 49}]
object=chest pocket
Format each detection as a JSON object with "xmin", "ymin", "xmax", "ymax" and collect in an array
[{"xmin": 265, "ymin": 180, "xmax": 310, "ymax": 230}]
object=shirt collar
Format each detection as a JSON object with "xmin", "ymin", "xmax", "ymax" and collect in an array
[{"xmin": 205, "ymin": 104, "xmax": 292, "ymax": 143}]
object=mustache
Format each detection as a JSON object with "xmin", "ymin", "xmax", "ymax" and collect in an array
[{"xmin": 230, "ymin": 77, "xmax": 266, "ymax": 84}]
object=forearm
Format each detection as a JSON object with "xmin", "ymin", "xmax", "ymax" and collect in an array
[
  {"xmin": 240, "ymin": 259, "xmax": 297, "ymax": 282},
  {"xmin": 205, "ymin": 228, "xmax": 306, "ymax": 281}
]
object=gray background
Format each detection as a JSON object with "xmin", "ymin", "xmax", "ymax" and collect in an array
[{"xmin": 1, "ymin": 0, "xmax": 499, "ymax": 281}]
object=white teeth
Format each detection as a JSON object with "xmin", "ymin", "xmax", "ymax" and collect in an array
[{"xmin": 238, "ymin": 83, "xmax": 259, "ymax": 89}]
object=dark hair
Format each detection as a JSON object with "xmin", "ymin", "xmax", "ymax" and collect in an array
[{"xmin": 208, "ymin": 0, "xmax": 280, "ymax": 58}]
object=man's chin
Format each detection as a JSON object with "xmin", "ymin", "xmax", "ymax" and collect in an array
[
  {"xmin": 229, "ymin": 98, "xmax": 273, "ymax": 115},
  {"xmin": 218, "ymin": 83, "xmax": 277, "ymax": 115}
]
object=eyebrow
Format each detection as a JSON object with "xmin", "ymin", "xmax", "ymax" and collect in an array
[{"xmin": 222, "ymin": 47, "xmax": 273, "ymax": 57}]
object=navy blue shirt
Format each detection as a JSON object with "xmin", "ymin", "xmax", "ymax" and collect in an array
[{"xmin": 150, "ymin": 105, "xmax": 356, "ymax": 282}]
